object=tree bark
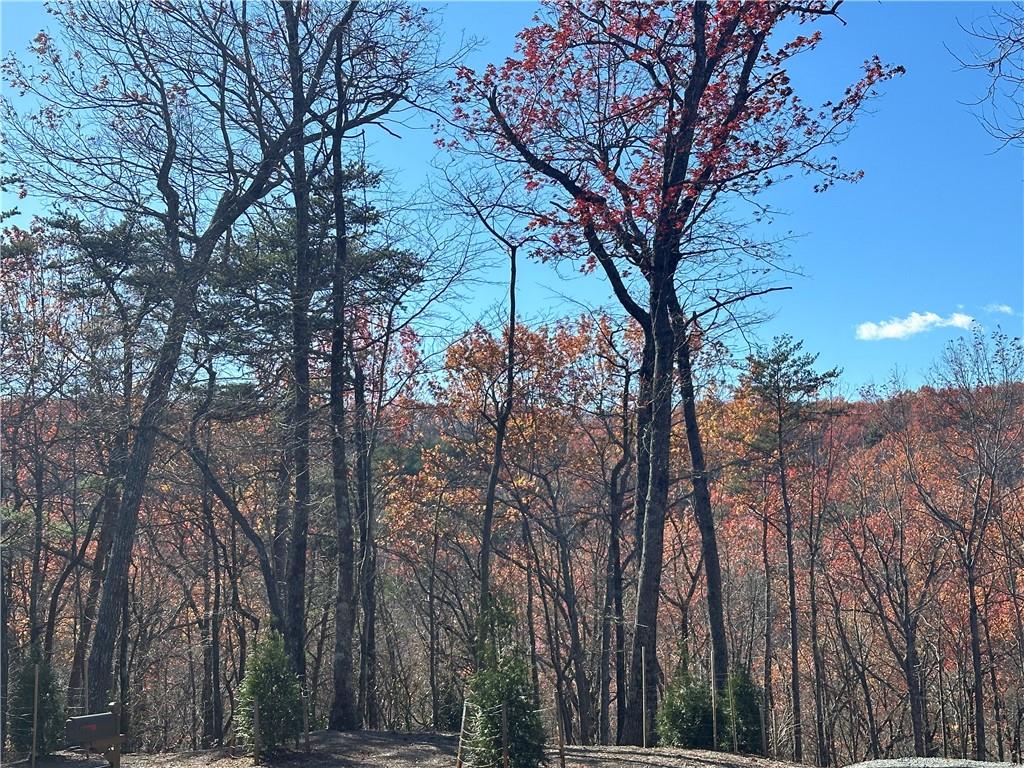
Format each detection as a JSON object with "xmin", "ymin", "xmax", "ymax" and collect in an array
[
  {"xmin": 427, "ymin": 511, "xmax": 441, "ymax": 728},
  {"xmin": 905, "ymin": 620, "xmax": 927, "ymax": 757},
  {"xmin": 968, "ymin": 570, "xmax": 987, "ymax": 760},
  {"xmin": 87, "ymin": 286, "xmax": 194, "ymax": 710},
  {"xmin": 762, "ymin": 507, "xmax": 774, "ymax": 757},
  {"xmin": 327, "ymin": 38, "xmax": 358, "ymax": 729},
  {"xmin": 283, "ymin": 0, "xmax": 312, "ymax": 681},
  {"xmin": 602, "ymin": 472, "xmax": 627, "ymax": 746},
  {"xmin": 1, "ymin": 522, "xmax": 11, "ymax": 754},
  {"xmin": 778, "ymin": 435, "xmax": 803, "ymax": 762},
  {"xmin": 982, "ymin": 598, "xmax": 1006, "ymax": 761},
  {"xmin": 621, "ymin": 284, "xmax": 673, "ymax": 747},
  {"xmin": 809, "ymin": 564, "xmax": 828, "ymax": 766},
  {"xmin": 522, "ymin": 517, "xmax": 542, "ymax": 708},
  {"xmin": 676, "ymin": 330, "xmax": 729, "ymax": 694},
  {"xmin": 554, "ymin": 517, "xmax": 594, "ymax": 744},
  {"xmin": 599, "ymin": 562, "xmax": 613, "ymax": 746},
  {"xmin": 353, "ymin": 354, "xmax": 379, "ymax": 728},
  {"xmin": 476, "ymin": 243, "xmax": 516, "ymax": 662}
]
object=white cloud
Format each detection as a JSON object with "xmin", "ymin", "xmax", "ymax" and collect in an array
[
  {"xmin": 984, "ymin": 303, "xmax": 1014, "ymax": 315},
  {"xmin": 855, "ymin": 311, "xmax": 975, "ymax": 341}
]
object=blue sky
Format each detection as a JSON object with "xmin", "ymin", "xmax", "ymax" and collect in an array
[{"xmin": 3, "ymin": 1, "xmax": 1022, "ymax": 392}]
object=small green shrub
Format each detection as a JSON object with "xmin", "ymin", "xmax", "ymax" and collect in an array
[
  {"xmin": 8, "ymin": 652, "xmax": 65, "ymax": 756},
  {"xmin": 465, "ymin": 600, "xmax": 545, "ymax": 768},
  {"xmin": 657, "ymin": 668, "xmax": 765, "ymax": 755},
  {"xmin": 466, "ymin": 656, "xmax": 545, "ymax": 768},
  {"xmin": 237, "ymin": 629, "xmax": 302, "ymax": 752},
  {"xmin": 656, "ymin": 672, "xmax": 717, "ymax": 750},
  {"xmin": 722, "ymin": 669, "xmax": 764, "ymax": 755}
]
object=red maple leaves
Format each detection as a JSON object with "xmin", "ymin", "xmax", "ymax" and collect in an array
[{"xmin": 446, "ymin": 0, "xmax": 903, "ymax": 270}]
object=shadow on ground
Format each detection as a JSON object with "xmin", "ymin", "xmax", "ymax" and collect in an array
[{"xmin": 7, "ymin": 731, "xmax": 805, "ymax": 768}]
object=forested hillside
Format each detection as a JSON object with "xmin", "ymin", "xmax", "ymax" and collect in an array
[
  {"xmin": 5, "ymin": 237, "xmax": 1024, "ymax": 760},
  {"xmin": 1, "ymin": 1, "xmax": 1022, "ymax": 767}
]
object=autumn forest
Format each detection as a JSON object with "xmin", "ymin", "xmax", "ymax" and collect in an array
[{"xmin": 2, "ymin": 2, "xmax": 1023, "ymax": 767}]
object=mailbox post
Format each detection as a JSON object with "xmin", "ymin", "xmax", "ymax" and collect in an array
[{"xmin": 65, "ymin": 701, "xmax": 123, "ymax": 768}]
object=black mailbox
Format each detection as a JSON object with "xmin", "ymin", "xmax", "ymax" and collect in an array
[
  {"xmin": 65, "ymin": 702, "xmax": 122, "ymax": 768},
  {"xmin": 66, "ymin": 711, "xmax": 119, "ymax": 747}
]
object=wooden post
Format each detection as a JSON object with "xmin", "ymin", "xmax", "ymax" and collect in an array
[
  {"xmin": 554, "ymin": 692, "xmax": 566, "ymax": 768},
  {"xmin": 455, "ymin": 700, "xmax": 468, "ymax": 768},
  {"xmin": 501, "ymin": 700, "xmax": 509, "ymax": 768},
  {"xmin": 641, "ymin": 646, "xmax": 647, "ymax": 749},
  {"xmin": 108, "ymin": 700, "xmax": 123, "ymax": 768},
  {"xmin": 710, "ymin": 642, "xmax": 718, "ymax": 750},
  {"xmin": 252, "ymin": 698, "xmax": 261, "ymax": 765},
  {"xmin": 303, "ymin": 691, "xmax": 310, "ymax": 753},
  {"xmin": 729, "ymin": 672, "xmax": 738, "ymax": 753},
  {"xmin": 31, "ymin": 663, "xmax": 40, "ymax": 768},
  {"xmin": 760, "ymin": 684, "xmax": 769, "ymax": 758},
  {"xmin": 937, "ymin": 641, "xmax": 949, "ymax": 759},
  {"xmin": 455, "ymin": 699, "xmax": 468, "ymax": 768}
]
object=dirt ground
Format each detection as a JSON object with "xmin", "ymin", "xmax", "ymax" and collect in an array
[
  {"xmin": 13, "ymin": 730, "xmax": 809, "ymax": 768},
  {"xmin": 19, "ymin": 734, "xmax": 1019, "ymax": 768}
]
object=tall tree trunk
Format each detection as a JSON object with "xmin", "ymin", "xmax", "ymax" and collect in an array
[
  {"xmin": 229, "ymin": 519, "xmax": 250, "ymax": 688},
  {"xmin": 631, "ymin": 343, "xmax": 653, "ymax": 548},
  {"xmin": 905, "ymin": 620, "xmax": 927, "ymax": 757},
  {"xmin": 211, "ymin": 546, "xmax": 223, "ymax": 742},
  {"xmin": 118, "ymin": 580, "xmax": 130, "ymax": 736},
  {"xmin": 188, "ymin": 620, "xmax": 198, "ymax": 751},
  {"xmin": 982, "ymin": 596, "xmax": 1005, "ymax": 761},
  {"xmin": 200, "ymin": 470, "xmax": 224, "ymax": 746},
  {"xmin": 272, "ymin": 459, "xmax": 291, "ymax": 605},
  {"xmin": 87, "ymin": 287, "xmax": 194, "ymax": 710},
  {"xmin": 937, "ymin": 640, "xmax": 950, "ymax": 758},
  {"xmin": 353, "ymin": 354, "xmax": 379, "ymax": 728},
  {"xmin": 476, "ymin": 243, "xmax": 517, "ymax": 661},
  {"xmin": 809, "ymin": 564, "xmax": 828, "ymax": 766},
  {"xmin": 610, "ymin": 507, "xmax": 626, "ymax": 749},
  {"xmin": 68, "ymin": 503, "xmax": 114, "ymax": 710},
  {"xmin": 555, "ymin": 519, "xmax": 594, "ymax": 744},
  {"xmin": 522, "ymin": 517, "xmax": 542, "ymax": 707},
  {"xmin": 427, "ymin": 511, "xmax": 441, "ymax": 728},
  {"xmin": 779, "ymin": 444, "xmax": 802, "ymax": 762},
  {"xmin": 69, "ymin": 419, "xmax": 127, "ymax": 710},
  {"xmin": 968, "ymin": 569, "xmax": 987, "ymax": 760},
  {"xmin": 201, "ymin": 606, "xmax": 215, "ymax": 748},
  {"xmin": 527, "ymin": 523, "xmax": 567, "ymax": 733},
  {"xmin": 676, "ymin": 331, "xmax": 728, "ymax": 694},
  {"xmin": 612, "ymin": 528, "xmax": 627, "ymax": 747},
  {"xmin": 30, "ymin": 445, "xmax": 44, "ymax": 651},
  {"xmin": 283, "ymin": 0, "xmax": 312, "ymax": 681},
  {"xmin": 309, "ymin": 603, "xmax": 330, "ymax": 725},
  {"xmin": 328, "ymin": 39, "xmax": 358, "ymax": 729},
  {"xmin": 599, "ymin": 563, "xmax": 613, "ymax": 746},
  {"xmin": 621, "ymin": 285, "xmax": 673, "ymax": 747},
  {"xmin": 762, "ymin": 507, "xmax": 774, "ymax": 757},
  {"xmin": 1, "ymin": 528, "xmax": 11, "ymax": 756},
  {"xmin": 602, "ymin": 459, "xmax": 627, "ymax": 745},
  {"xmin": 43, "ymin": 498, "xmax": 103, "ymax": 666},
  {"xmin": 200, "ymin": 505, "xmax": 215, "ymax": 749}
]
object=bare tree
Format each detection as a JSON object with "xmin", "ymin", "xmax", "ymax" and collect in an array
[
  {"xmin": 888, "ymin": 330, "xmax": 1024, "ymax": 760},
  {"xmin": 962, "ymin": 3, "xmax": 1024, "ymax": 146},
  {"xmin": 2, "ymin": 0, "xmax": 347, "ymax": 709}
]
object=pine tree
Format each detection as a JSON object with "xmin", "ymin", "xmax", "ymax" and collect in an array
[
  {"xmin": 9, "ymin": 652, "xmax": 64, "ymax": 756},
  {"xmin": 237, "ymin": 630, "xmax": 302, "ymax": 752},
  {"xmin": 466, "ymin": 602, "xmax": 545, "ymax": 768}
]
